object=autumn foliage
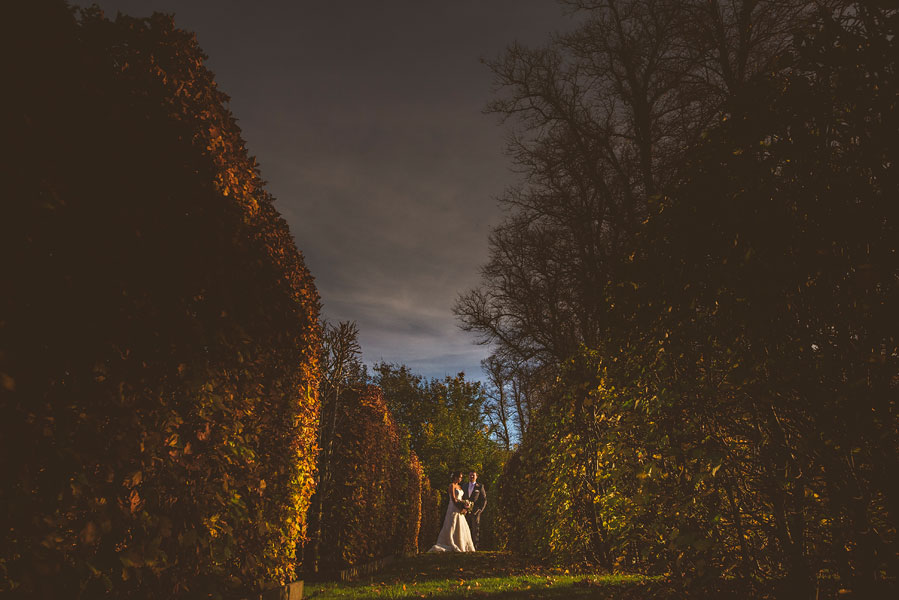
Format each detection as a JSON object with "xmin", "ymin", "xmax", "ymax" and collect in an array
[
  {"xmin": 307, "ymin": 386, "xmax": 423, "ymax": 573},
  {"xmin": 1, "ymin": 3, "xmax": 320, "ymax": 598},
  {"xmin": 417, "ymin": 477, "xmax": 443, "ymax": 554}
]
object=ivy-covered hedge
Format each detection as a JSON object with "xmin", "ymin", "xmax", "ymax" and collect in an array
[
  {"xmin": 312, "ymin": 386, "xmax": 422, "ymax": 571},
  {"xmin": 1, "ymin": 3, "xmax": 320, "ymax": 598}
]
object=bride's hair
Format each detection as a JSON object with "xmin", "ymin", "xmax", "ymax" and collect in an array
[{"xmin": 450, "ymin": 470, "xmax": 463, "ymax": 482}]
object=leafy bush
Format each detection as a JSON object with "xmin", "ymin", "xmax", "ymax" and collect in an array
[{"xmin": 1, "ymin": 3, "xmax": 320, "ymax": 597}]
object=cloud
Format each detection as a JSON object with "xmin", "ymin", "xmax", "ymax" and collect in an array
[{"xmin": 70, "ymin": 0, "xmax": 579, "ymax": 381}]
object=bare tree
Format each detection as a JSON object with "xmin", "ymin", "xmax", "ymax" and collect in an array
[
  {"xmin": 456, "ymin": 0, "xmax": 819, "ymax": 369},
  {"xmin": 482, "ymin": 356, "xmax": 513, "ymax": 449}
]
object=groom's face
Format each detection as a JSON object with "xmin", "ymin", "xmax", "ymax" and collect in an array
[{"xmin": 469, "ymin": 472, "xmax": 477, "ymax": 483}]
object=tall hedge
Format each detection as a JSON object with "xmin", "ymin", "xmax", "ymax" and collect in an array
[
  {"xmin": 311, "ymin": 386, "xmax": 422, "ymax": 572},
  {"xmin": 1, "ymin": 2, "xmax": 320, "ymax": 598},
  {"xmin": 417, "ymin": 478, "xmax": 443, "ymax": 553},
  {"xmin": 402, "ymin": 453, "xmax": 424, "ymax": 556}
]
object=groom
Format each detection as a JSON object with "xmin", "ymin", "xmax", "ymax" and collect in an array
[{"xmin": 461, "ymin": 470, "xmax": 487, "ymax": 549}]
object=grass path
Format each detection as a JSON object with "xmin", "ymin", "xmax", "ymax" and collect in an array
[
  {"xmin": 304, "ymin": 551, "xmax": 670, "ymax": 599},
  {"xmin": 302, "ymin": 552, "xmax": 898, "ymax": 599}
]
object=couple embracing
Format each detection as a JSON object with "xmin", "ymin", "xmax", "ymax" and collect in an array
[{"xmin": 427, "ymin": 470, "xmax": 487, "ymax": 553}]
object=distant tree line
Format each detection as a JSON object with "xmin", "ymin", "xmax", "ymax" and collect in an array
[
  {"xmin": 302, "ymin": 322, "xmax": 508, "ymax": 574},
  {"xmin": 460, "ymin": 1, "xmax": 896, "ymax": 598},
  {"xmin": 374, "ymin": 361, "xmax": 508, "ymax": 550}
]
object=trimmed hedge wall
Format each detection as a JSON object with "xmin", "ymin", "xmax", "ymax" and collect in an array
[
  {"xmin": 401, "ymin": 453, "xmax": 424, "ymax": 556},
  {"xmin": 417, "ymin": 478, "xmax": 443, "ymax": 553},
  {"xmin": 1, "ymin": 3, "xmax": 320, "ymax": 598},
  {"xmin": 311, "ymin": 386, "xmax": 422, "ymax": 572}
]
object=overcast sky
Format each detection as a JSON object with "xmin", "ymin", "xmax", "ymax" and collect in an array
[{"xmin": 70, "ymin": 1, "xmax": 578, "ymax": 381}]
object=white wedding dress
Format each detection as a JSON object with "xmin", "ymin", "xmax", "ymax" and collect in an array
[{"xmin": 427, "ymin": 486, "xmax": 475, "ymax": 553}]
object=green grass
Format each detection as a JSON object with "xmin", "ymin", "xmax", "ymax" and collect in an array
[
  {"xmin": 304, "ymin": 552, "xmax": 899, "ymax": 599},
  {"xmin": 303, "ymin": 552, "xmax": 669, "ymax": 599}
]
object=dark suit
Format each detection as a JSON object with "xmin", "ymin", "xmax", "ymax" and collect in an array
[{"xmin": 461, "ymin": 480, "xmax": 487, "ymax": 549}]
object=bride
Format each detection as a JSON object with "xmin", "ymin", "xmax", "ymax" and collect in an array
[{"xmin": 427, "ymin": 471, "xmax": 476, "ymax": 552}]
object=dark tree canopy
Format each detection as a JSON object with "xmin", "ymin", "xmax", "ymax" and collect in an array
[{"xmin": 456, "ymin": 0, "xmax": 823, "ymax": 375}]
